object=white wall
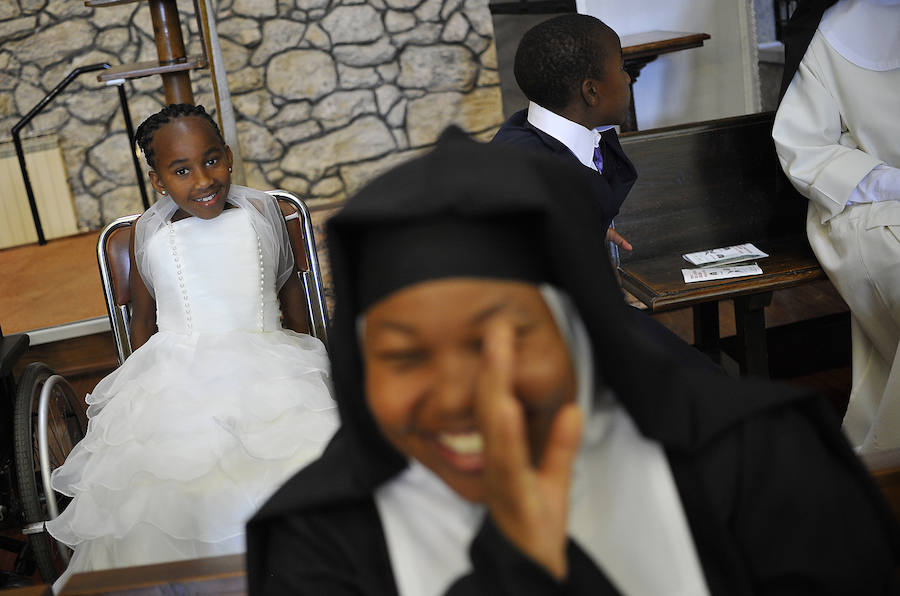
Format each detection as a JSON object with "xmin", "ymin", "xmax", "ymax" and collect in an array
[{"xmin": 577, "ymin": 0, "xmax": 761, "ymax": 129}]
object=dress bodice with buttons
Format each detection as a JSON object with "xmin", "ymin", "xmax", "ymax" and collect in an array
[{"xmin": 146, "ymin": 208, "xmax": 283, "ymax": 334}]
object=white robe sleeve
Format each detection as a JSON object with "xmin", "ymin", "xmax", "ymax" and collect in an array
[{"xmin": 772, "ymin": 39, "xmax": 884, "ymax": 223}]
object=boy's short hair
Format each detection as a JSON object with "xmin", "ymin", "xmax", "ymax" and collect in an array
[{"xmin": 514, "ymin": 14, "xmax": 615, "ymax": 113}]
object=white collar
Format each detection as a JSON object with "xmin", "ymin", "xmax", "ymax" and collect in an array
[
  {"xmin": 819, "ymin": 0, "xmax": 900, "ymax": 71},
  {"xmin": 526, "ymin": 102, "xmax": 614, "ymax": 171},
  {"xmin": 375, "ymin": 404, "xmax": 709, "ymax": 596}
]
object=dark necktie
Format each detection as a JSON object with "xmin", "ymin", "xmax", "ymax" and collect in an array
[{"xmin": 592, "ymin": 137, "xmax": 604, "ymax": 174}]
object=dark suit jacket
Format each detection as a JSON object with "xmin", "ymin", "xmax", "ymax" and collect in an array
[{"xmin": 491, "ymin": 110, "xmax": 637, "ymax": 233}]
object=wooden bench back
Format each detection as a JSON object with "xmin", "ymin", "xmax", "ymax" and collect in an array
[{"xmin": 615, "ymin": 112, "xmax": 808, "ymax": 265}]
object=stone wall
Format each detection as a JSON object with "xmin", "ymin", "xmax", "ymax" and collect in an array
[{"xmin": 0, "ymin": 0, "xmax": 503, "ymax": 231}]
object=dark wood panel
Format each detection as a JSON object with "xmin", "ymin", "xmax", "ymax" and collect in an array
[
  {"xmin": 1, "ymin": 585, "xmax": 51, "ymax": 595},
  {"xmin": 613, "ymin": 112, "xmax": 842, "ymax": 377},
  {"xmin": 14, "ymin": 332, "xmax": 118, "ymax": 379},
  {"xmin": 488, "ymin": 0, "xmax": 574, "ymax": 14},
  {"xmin": 617, "ymin": 112, "xmax": 808, "ymax": 263},
  {"xmin": 60, "ymin": 554, "xmax": 245, "ymax": 595},
  {"xmin": 620, "ymin": 31, "xmax": 710, "ymax": 61}
]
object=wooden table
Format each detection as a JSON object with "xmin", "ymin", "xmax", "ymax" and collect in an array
[
  {"xmin": 619, "ymin": 236, "xmax": 827, "ymax": 377},
  {"xmin": 620, "ymin": 31, "xmax": 711, "ymax": 132},
  {"xmin": 615, "ymin": 113, "xmax": 847, "ymax": 379},
  {"xmin": 621, "ymin": 237, "xmax": 824, "ymax": 312}
]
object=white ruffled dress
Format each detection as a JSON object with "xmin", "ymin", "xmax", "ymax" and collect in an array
[{"xmin": 46, "ymin": 187, "xmax": 338, "ymax": 587}]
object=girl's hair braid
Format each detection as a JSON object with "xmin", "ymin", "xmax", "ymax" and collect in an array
[{"xmin": 134, "ymin": 104, "xmax": 225, "ymax": 169}]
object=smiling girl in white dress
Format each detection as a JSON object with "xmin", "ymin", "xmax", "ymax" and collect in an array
[{"xmin": 46, "ymin": 104, "xmax": 338, "ymax": 589}]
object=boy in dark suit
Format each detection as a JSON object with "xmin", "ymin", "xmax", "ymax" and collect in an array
[
  {"xmin": 494, "ymin": 14, "xmax": 722, "ymax": 368},
  {"xmin": 492, "ymin": 14, "xmax": 635, "ymax": 253}
]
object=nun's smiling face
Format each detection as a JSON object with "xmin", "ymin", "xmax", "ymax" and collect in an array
[{"xmin": 363, "ymin": 278, "xmax": 577, "ymax": 502}]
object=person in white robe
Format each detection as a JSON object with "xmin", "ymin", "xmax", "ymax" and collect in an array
[{"xmin": 773, "ymin": 0, "xmax": 900, "ymax": 453}]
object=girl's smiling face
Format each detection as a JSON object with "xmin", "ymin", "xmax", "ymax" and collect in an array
[
  {"xmin": 362, "ymin": 278, "xmax": 577, "ymax": 502},
  {"xmin": 148, "ymin": 116, "xmax": 233, "ymax": 220}
]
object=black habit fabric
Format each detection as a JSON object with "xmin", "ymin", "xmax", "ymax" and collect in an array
[
  {"xmin": 779, "ymin": 0, "xmax": 839, "ymax": 98},
  {"xmin": 246, "ymin": 129, "xmax": 900, "ymax": 596},
  {"xmin": 490, "ymin": 109, "xmax": 636, "ymax": 234},
  {"xmin": 775, "ymin": 0, "xmax": 839, "ymax": 227}
]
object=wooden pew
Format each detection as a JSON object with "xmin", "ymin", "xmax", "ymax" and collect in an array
[
  {"xmin": 2, "ymin": 586, "xmax": 50, "ymax": 596},
  {"xmin": 2, "ymin": 554, "xmax": 247, "ymax": 596},
  {"xmin": 58, "ymin": 553, "xmax": 245, "ymax": 595},
  {"xmin": 615, "ymin": 112, "xmax": 848, "ymax": 377}
]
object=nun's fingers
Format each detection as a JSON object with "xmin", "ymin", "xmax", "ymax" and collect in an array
[
  {"xmin": 474, "ymin": 319, "xmax": 568, "ymax": 580},
  {"xmin": 475, "ymin": 320, "xmax": 529, "ymax": 485},
  {"xmin": 538, "ymin": 401, "xmax": 582, "ymax": 486},
  {"xmin": 535, "ymin": 401, "xmax": 582, "ymax": 530},
  {"xmin": 606, "ymin": 227, "xmax": 633, "ymax": 251}
]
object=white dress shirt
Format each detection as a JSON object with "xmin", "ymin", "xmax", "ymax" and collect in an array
[{"xmin": 526, "ymin": 102, "xmax": 615, "ymax": 173}]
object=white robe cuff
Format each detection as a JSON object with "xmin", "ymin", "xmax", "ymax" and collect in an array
[{"xmin": 847, "ymin": 165, "xmax": 900, "ymax": 204}]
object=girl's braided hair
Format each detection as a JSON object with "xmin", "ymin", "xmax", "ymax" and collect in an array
[{"xmin": 135, "ymin": 104, "xmax": 225, "ymax": 170}]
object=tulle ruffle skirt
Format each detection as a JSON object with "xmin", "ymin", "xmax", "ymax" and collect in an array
[{"xmin": 46, "ymin": 329, "xmax": 337, "ymax": 585}]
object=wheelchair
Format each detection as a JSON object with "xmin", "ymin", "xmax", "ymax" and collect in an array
[
  {"xmin": 0, "ymin": 326, "xmax": 81, "ymax": 588},
  {"xmin": 9, "ymin": 190, "xmax": 329, "ymax": 584}
]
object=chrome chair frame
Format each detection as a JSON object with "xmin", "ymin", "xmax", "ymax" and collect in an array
[
  {"xmin": 96, "ymin": 190, "xmax": 329, "ymax": 365},
  {"xmin": 267, "ymin": 190, "xmax": 329, "ymax": 346},
  {"xmin": 97, "ymin": 214, "xmax": 139, "ymax": 364}
]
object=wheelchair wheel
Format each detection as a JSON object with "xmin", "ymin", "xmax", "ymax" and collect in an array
[{"xmin": 13, "ymin": 362, "xmax": 86, "ymax": 583}]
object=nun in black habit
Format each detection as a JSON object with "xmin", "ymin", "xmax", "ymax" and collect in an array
[{"xmin": 247, "ymin": 129, "xmax": 900, "ymax": 596}]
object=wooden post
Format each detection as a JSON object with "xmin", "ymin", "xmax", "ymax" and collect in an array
[
  {"xmin": 195, "ymin": 0, "xmax": 245, "ymax": 184},
  {"xmin": 148, "ymin": 0, "xmax": 194, "ymax": 105},
  {"xmin": 734, "ymin": 293, "xmax": 773, "ymax": 378}
]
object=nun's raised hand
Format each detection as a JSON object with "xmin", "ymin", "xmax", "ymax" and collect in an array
[{"xmin": 475, "ymin": 319, "xmax": 583, "ymax": 581}]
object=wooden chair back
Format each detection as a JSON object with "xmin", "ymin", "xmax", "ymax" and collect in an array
[{"xmin": 97, "ymin": 215, "xmax": 139, "ymax": 364}]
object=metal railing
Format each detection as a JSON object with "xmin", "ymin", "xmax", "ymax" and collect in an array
[{"xmin": 11, "ymin": 63, "xmax": 149, "ymax": 245}]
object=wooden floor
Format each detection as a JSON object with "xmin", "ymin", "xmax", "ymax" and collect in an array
[
  {"xmin": 648, "ymin": 280, "xmax": 852, "ymax": 408},
  {"xmin": 1, "ymin": 232, "xmax": 106, "ymax": 334}
]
